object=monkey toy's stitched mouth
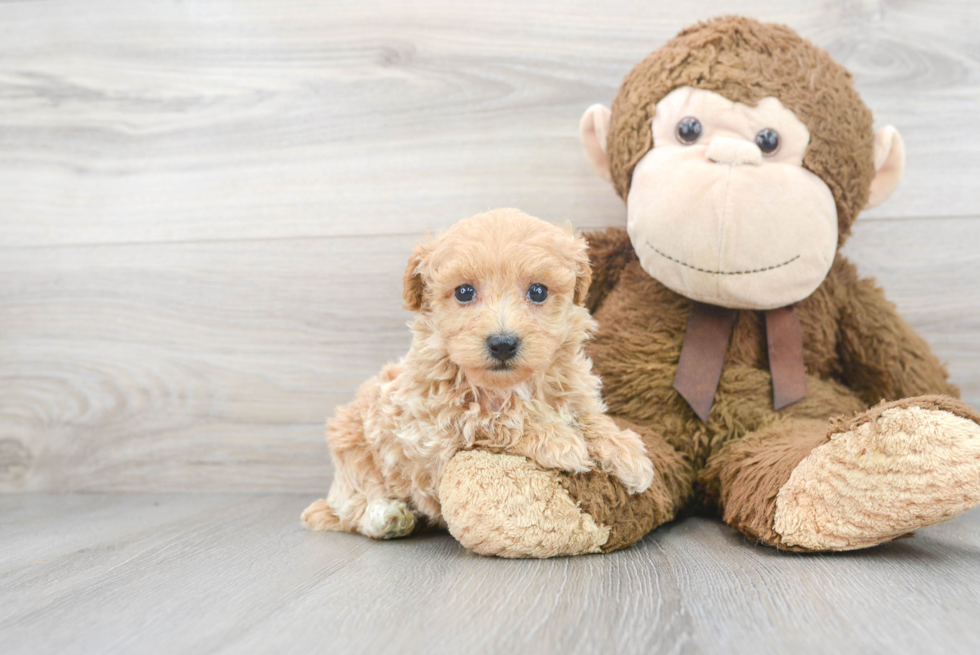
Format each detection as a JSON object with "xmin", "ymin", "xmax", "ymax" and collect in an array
[{"xmin": 645, "ymin": 241, "xmax": 800, "ymax": 276}]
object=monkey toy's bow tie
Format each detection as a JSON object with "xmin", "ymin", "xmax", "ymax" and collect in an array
[{"xmin": 672, "ymin": 303, "xmax": 807, "ymax": 423}]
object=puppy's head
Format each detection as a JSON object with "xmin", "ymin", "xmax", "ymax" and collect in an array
[{"xmin": 404, "ymin": 209, "xmax": 592, "ymax": 389}]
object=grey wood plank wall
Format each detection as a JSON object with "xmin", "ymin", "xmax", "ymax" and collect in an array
[{"xmin": 1, "ymin": 0, "xmax": 978, "ymax": 492}]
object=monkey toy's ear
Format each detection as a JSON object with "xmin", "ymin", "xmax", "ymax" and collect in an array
[
  {"xmin": 866, "ymin": 126, "xmax": 906, "ymax": 209},
  {"xmin": 402, "ymin": 241, "xmax": 433, "ymax": 311},
  {"xmin": 580, "ymin": 104, "xmax": 613, "ymax": 183}
]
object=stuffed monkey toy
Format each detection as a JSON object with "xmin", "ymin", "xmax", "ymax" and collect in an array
[{"xmin": 437, "ymin": 16, "xmax": 980, "ymax": 557}]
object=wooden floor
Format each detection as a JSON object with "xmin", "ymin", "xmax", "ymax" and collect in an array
[
  {"xmin": 3, "ymin": 1, "xmax": 980, "ymax": 653},
  {"xmin": 1, "ymin": 494, "xmax": 979, "ymax": 655}
]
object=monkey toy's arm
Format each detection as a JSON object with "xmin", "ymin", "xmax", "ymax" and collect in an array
[
  {"xmin": 835, "ymin": 259, "xmax": 958, "ymax": 405},
  {"xmin": 582, "ymin": 227, "xmax": 637, "ymax": 315}
]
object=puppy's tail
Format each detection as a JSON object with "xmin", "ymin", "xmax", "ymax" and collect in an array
[{"xmin": 301, "ymin": 498, "xmax": 341, "ymax": 531}]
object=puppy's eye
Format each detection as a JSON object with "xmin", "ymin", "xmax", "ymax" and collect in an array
[
  {"xmin": 676, "ymin": 116, "xmax": 702, "ymax": 144},
  {"xmin": 527, "ymin": 283, "xmax": 548, "ymax": 304},
  {"xmin": 454, "ymin": 284, "xmax": 476, "ymax": 303},
  {"xmin": 755, "ymin": 128, "xmax": 780, "ymax": 155}
]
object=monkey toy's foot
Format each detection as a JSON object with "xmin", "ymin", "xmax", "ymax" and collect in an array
[
  {"xmin": 773, "ymin": 397, "xmax": 980, "ymax": 550},
  {"xmin": 440, "ymin": 451, "xmax": 612, "ymax": 558}
]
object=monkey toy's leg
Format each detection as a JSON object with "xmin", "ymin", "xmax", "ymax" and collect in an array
[
  {"xmin": 703, "ymin": 396, "xmax": 980, "ymax": 551},
  {"xmin": 560, "ymin": 417, "xmax": 695, "ymax": 552},
  {"xmin": 440, "ymin": 417, "xmax": 694, "ymax": 557}
]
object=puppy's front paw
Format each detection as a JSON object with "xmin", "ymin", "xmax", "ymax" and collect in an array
[
  {"xmin": 608, "ymin": 449, "xmax": 655, "ymax": 495},
  {"xmin": 591, "ymin": 428, "xmax": 655, "ymax": 494},
  {"xmin": 359, "ymin": 499, "xmax": 416, "ymax": 539},
  {"xmin": 529, "ymin": 436, "xmax": 594, "ymax": 474}
]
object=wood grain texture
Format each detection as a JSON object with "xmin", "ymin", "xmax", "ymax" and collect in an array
[
  {"xmin": 0, "ymin": 0, "xmax": 979, "ymax": 492},
  {"xmin": 1, "ymin": 494, "xmax": 979, "ymax": 655},
  {"xmin": 1, "ymin": 0, "xmax": 980, "ymax": 249},
  {"xmin": 0, "ymin": 236, "xmax": 415, "ymax": 491},
  {"xmin": 0, "ymin": 218, "xmax": 978, "ymax": 492}
]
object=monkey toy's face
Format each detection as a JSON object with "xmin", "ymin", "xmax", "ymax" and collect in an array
[
  {"xmin": 581, "ymin": 87, "xmax": 905, "ymax": 310},
  {"xmin": 628, "ymin": 87, "xmax": 836, "ymax": 310}
]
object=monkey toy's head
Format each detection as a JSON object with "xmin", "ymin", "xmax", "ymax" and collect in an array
[{"xmin": 580, "ymin": 16, "xmax": 905, "ymax": 310}]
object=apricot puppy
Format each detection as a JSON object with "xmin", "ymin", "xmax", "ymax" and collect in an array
[{"xmin": 302, "ymin": 208, "xmax": 654, "ymax": 540}]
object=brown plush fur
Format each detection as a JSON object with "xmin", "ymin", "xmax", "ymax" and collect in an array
[
  {"xmin": 573, "ymin": 228, "xmax": 961, "ymax": 548},
  {"xmin": 430, "ymin": 17, "xmax": 980, "ymax": 557},
  {"xmin": 559, "ymin": 416, "xmax": 694, "ymax": 552},
  {"xmin": 303, "ymin": 209, "xmax": 654, "ymax": 539},
  {"xmin": 440, "ymin": 17, "xmax": 975, "ymax": 554},
  {"xmin": 693, "ymin": 398, "xmax": 980, "ymax": 552},
  {"xmin": 701, "ymin": 418, "xmax": 832, "ymax": 551},
  {"xmin": 607, "ymin": 15, "xmax": 875, "ymax": 244},
  {"xmin": 832, "ymin": 395, "xmax": 980, "ymax": 435},
  {"xmin": 542, "ymin": 17, "xmax": 970, "ymax": 551}
]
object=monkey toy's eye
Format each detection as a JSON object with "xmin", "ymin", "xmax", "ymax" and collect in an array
[
  {"xmin": 755, "ymin": 128, "xmax": 780, "ymax": 155},
  {"xmin": 454, "ymin": 284, "xmax": 476, "ymax": 303},
  {"xmin": 676, "ymin": 116, "xmax": 702, "ymax": 144},
  {"xmin": 527, "ymin": 283, "xmax": 548, "ymax": 304}
]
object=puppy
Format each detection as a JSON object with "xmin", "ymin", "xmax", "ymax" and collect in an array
[{"xmin": 302, "ymin": 209, "xmax": 654, "ymax": 540}]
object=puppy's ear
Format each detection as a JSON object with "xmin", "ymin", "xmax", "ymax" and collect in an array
[
  {"xmin": 403, "ymin": 241, "xmax": 432, "ymax": 311},
  {"xmin": 571, "ymin": 232, "xmax": 592, "ymax": 306}
]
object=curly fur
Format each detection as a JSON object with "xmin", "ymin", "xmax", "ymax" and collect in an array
[{"xmin": 302, "ymin": 209, "xmax": 653, "ymax": 539}]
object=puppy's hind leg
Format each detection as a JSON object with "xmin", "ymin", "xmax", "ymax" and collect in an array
[
  {"xmin": 306, "ymin": 382, "xmax": 417, "ymax": 539},
  {"xmin": 301, "ymin": 499, "xmax": 341, "ymax": 532},
  {"xmin": 358, "ymin": 498, "xmax": 416, "ymax": 540},
  {"xmin": 301, "ymin": 496, "xmax": 415, "ymax": 539}
]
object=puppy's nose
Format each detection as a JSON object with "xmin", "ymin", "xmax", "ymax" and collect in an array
[{"xmin": 486, "ymin": 333, "xmax": 520, "ymax": 362}]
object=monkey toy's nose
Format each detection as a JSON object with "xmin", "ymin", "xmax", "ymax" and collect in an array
[
  {"xmin": 487, "ymin": 333, "xmax": 521, "ymax": 362},
  {"xmin": 706, "ymin": 137, "xmax": 762, "ymax": 166}
]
